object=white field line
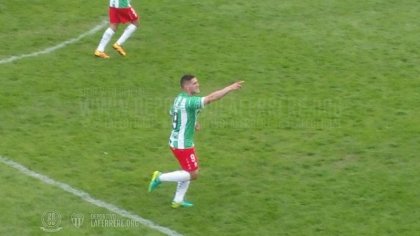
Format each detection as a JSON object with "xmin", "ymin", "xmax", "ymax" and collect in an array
[
  {"xmin": 0, "ymin": 156, "xmax": 183, "ymax": 236},
  {"xmin": 0, "ymin": 20, "xmax": 108, "ymax": 64}
]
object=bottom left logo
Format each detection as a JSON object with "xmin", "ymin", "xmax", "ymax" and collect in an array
[{"xmin": 40, "ymin": 210, "xmax": 63, "ymax": 232}]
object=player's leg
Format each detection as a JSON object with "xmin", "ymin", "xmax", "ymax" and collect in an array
[
  {"xmin": 115, "ymin": 21, "xmax": 138, "ymax": 45},
  {"xmin": 171, "ymin": 148, "xmax": 198, "ymax": 207},
  {"xmin": 113, "ymin": 7, "xmax": 140, "ymax": 56},
  {"xmin": 160, "ymin": 170, "xmax": 191, "ymax": 181},
  {"xmin": 95, "ymin": 8, "xmax": 120, "ymax": 58},
  {"xmin": 170, "ymin": 169, "xmax": 198, "ymax": 208},
  {"xmin": 95, "ymin": 24, "xmax": 117, "ymax": 58},
  {"xmin": 148, "ymin": 169, "xmax": 190, "ymax": 192},
  {"xmin": 148, "ymin": 148, "xmax": 198, "ymax": 207},
  {"xmin": 171, "ymin": 180, "xmax": 193, "ymax": 208},
  {"xmin": 149, "ymin": 147, "xmax": 198, "ymax": 187}
]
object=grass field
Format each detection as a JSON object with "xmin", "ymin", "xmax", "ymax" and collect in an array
[{"xmin": 1, "ymin": 0, "xmax": 419, "ymax": 235}]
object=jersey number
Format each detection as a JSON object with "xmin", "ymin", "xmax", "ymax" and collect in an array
[{"xmin": 172, "ymin": 111, "xmax": 179, "ymax": 130}]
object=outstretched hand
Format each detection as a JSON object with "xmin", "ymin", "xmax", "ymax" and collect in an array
[
  {"xmin": 204, "ymin": 80, "xmax": 244, "ymax": 105},
  {"xmin": 229, "ymin": 81, "xmax": 244, "ymax": 91}
]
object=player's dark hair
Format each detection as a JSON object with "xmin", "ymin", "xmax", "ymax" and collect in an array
[{"xmin": 180, "ymin": 74, "xmax": 196, "ymax": 88}]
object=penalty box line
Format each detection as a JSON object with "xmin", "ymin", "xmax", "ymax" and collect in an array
[{"xmin": 0, "ymin": 156, "xmax": 183, "ymax": 236}]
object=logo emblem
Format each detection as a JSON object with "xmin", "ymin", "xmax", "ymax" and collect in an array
[
  {"xmin": 71, "ymin": 213, "xmax": 84, "ymax": 228},
  {"xmin": 41, "ymin": 210, "xmax": 63, "ymax": 232}
]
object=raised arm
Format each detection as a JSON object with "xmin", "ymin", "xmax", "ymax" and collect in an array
[{"xmin": 203, "ymin": 81, "xmax": 244, "ymax": 105}]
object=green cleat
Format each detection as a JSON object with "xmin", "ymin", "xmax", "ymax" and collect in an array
[
  {"xmin": 148, "ymin": 171, "xmax": 161, "ymax": 192},
  {"xmin": 171, "ymin": 201, "xmax": 194, "ymax": 209}
]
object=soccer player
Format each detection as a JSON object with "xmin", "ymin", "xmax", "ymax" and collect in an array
[
  {"xmin": 148, "ymin": 75, "xmax": 244, "ymax": 208},
  {"xmin": 94, "ymin": 0, "xmax": 139, "ymax": 58}
]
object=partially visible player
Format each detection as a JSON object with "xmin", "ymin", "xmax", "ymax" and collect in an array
[
  {"xmin": 94, "ymin": 0, "xmax": 140, "ymax": 58},
  {"xmin": 148, "ymin": 74, "xmax": 244, "ymax": 208}
]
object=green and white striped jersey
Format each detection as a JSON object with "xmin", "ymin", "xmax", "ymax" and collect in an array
[
  {"xmin": 109, "ymin": 0, "xmax": 131, "ymax": 8},
  {"xmin": 169, "ymin": 92, "xmax": 205, "ymax": 149}
]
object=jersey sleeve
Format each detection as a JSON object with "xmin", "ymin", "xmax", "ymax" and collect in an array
[{"xmin": 186, "ymin": 96, "xmax": 204, "ymax": 110}]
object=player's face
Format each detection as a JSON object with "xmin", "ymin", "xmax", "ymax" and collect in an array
[{"xmin": 188, "ymin": 78, "xmax": 200, "ymax": 94}]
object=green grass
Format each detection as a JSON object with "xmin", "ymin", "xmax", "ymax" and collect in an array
[{"xmin": 1, "ymin": 0, "xmax": 419, "ymax": 235}]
